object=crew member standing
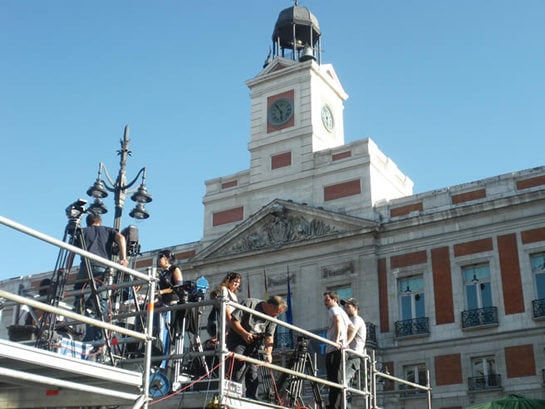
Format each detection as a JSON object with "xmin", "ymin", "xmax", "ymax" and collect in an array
[
  {"xmin": 207, "ymin": 271, "xmax": 242, "ymax": 341},
  {"xmin": 323, "ymin": 291, "xmax": 354, "ymax": 409},
  {"xmin": 156, "ymin": 249, "xmax": 184, "ymax": 338},
  {"xmin": 72, "ymin": 213, "xmax": 128, "ymax": 341},
  {"xmin": 341, "ymin": 297, "xmax": 366, "ymax": 403}
]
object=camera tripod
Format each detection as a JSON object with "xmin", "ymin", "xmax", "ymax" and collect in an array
[
  {"xmin": 35, "ymin": 204, "xmax": 115, "ymax": 363},
  {"xmin": 170, "ymin": 296, "xmax": 210, "ymax": 391},
  {"xmin": 274, "ymin": 336, "xmax": 324, "ymax": 409}
]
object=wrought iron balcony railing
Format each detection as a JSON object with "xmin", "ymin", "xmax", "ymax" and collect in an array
[
  {"xmin": 461, "ymin": 306, "xmax": 498, "ymax": 329},
  {"xmin": 394, "ymin": 317, "xmax": 430, "ymax": 338},
  {"xmin": 366, "ymin": 322, "xmax": 377, "ymax": 349},
  {"xmin": 468, "ymin": 374, "xmax": 502, "ymax": 391},
  {"xmin": 532, "ymin": 298, "xmax": 545, "ymax": 319}
]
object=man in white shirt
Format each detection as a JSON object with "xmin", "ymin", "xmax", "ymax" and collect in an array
[
  {"xmin": 341, "ymin": 298, "xmax": 367, "ymax": 390},
  {"xmin": 323, "ymin": 291, "xmax": 355, "ymax": 409}
]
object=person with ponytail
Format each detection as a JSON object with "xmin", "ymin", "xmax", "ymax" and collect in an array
[{"xmin": 156, "ymin": 249, "xmax": 183, "ymax": 305}]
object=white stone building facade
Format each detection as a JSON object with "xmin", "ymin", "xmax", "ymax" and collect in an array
[{"xmin": 1, "ymin": 5, "xmax": 544, "ymax": 409}]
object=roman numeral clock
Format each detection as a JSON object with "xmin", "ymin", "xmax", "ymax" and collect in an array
[{"xmin": 266, "ymin": 91, "xmax": 295, "ymax": 133}]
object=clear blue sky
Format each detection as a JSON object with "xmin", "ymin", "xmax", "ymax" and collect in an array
[{"xmin": 1, "ymin": 1, "xmax": 544, "ymax": 280}]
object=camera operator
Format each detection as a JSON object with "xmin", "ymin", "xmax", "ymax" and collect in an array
[
  {"xmin": 156, "ymin": 250, "xmax": 185, "ymax": 339},
  {"xmin": 226, "ymin": 295, "xmax": 287, "ymax": 400},
  {"xmin": 72, "ymin": 213, "xmax": 128, "ymax": 342}
]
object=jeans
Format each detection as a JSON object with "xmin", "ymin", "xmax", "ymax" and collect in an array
[
  {"xmin": 227, "ymin": 341, "xmax": 260, "ymax": 399},
  {"xmin": 326, "ymin": 349, "xmax": 344, "ymax": 409}
]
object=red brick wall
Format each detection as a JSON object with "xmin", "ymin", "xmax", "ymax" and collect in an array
[
  {"xmin": 135, "ymin": 258, "xmax": 153, "ymax": 269},
  {"xmin": 332, "ymin": 151, "xmax": 352, "ymax": 161},
  {"xmin": 432, "ymin": 247, "xmax": 455, "ymax": 324},
  {"xmin": 435, "ymin": 354, "xmax": 463, "ymax": 385},
  {"xmin": 323, "ymin": 179, "xmax": 361, "ymax": 201},
  {"xmin": 453, "ymin": 238, "xmax": 493, "ymax": 257},
  {"xmin": 451, "ymin": 189, "xmax": 486, "ymax": 204},
  {"xmin": 521, "ymin": 227, "xmax": 545, "ymax": 244},
  {"xmin": 516, "ymin": 175, "xmax": 545, "ymax": 190},
  {"xmin": 212, "ymin": 207, "xmax": 244, "ymax": 226},
  {"xmin": 497, "ymin": 233, "xmax": 525, "ymax": 314},
  {"xmin": 390, "ymin": 202, "xmax": 423, "ymax": 217},
  {"xmin": 221, "ymin": 180, "xmax": 238, "ymax": 189},
  {"xmin": 391, "ymin": 251, "xmax": 427, "ymax": 269},
  {"xmin": 175, "ymin": 250, "xmax": 196, "ymax": 261},
  {"xmin": 271, "ymin": 152, "xmax": 292, "ymax": 169},
  {"xmin": 505, "ymin": 345, "xmax": 536, "ymax": 378}
]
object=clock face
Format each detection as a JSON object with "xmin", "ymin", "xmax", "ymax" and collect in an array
[
  {"xmin": 268, "ymin": 98, "xmax": 294, "ymax": 126},
  {"xmin": 321, "ymin": 104, "xmax": 334, "ymax": 131}
]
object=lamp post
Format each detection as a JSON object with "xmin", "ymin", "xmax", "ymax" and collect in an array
[{"xmin": 85, "ymin": 125, "xmax": 152, "ymax": 233}]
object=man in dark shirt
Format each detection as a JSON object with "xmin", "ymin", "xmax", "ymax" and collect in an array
[
  {"xmin": 73, "ymin": 213, "xmax": 128, "ymax": 341},
  {"xmin": 226, "ymin": 295, "xmax": 287, "ymax": 400}
]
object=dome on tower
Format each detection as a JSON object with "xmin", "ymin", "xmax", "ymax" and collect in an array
[{"xmin": 270, "ymin": 5, "xmax": 322, "ymax": 64}]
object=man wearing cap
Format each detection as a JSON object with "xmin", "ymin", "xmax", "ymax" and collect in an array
[
  {"xmin": 323, "ymin": 291, "xmax": 355, "ymax": 409},
  {"xmin": 341, "ymin": 298, "xmax": 367, "ymax": 395}
]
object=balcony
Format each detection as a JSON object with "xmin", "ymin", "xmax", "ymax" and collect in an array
[
  {"xmin": 394, "ymin": 317, "xmax": 430, "ymax": 338},
  {"xmin": 461, "ymin": 306, "xmax": 498, "ymax": 329},
  {"xmin": 532, "ymin": 298, "xmax": 545, "ymax": 319},
  {"xmin": 366, "ymin": 322, "xmax": 377, "ymax": 349},
  {"xmin": 468, "ymin": 374, "xmax": 502, "ymax": 391}
]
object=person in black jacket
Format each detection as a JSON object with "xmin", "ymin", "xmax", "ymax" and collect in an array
[
  {"xmin": 156, "ymin": 250, "xmax": 184, "ymax": 345},
  {"xmin": 157, "ymin": 249, "xmax": 184, "ymax": 305}
]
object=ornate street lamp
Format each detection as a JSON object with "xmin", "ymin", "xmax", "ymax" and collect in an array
[{"xmin": 86, "ymin": 125, "xmax": 152, "ymax": 232}]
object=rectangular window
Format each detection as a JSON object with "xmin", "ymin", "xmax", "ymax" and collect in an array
[
  {"xmin": 404, "ymin": 363, "xmax": 427, "ymax": 386},
  {"xmin": 401, "ymin": 363, "xmax": 427, "ymax": 395},
  {"xmin": 530, "ymin": 253, "xmax": 545, "ymax": 300},
  {"xmin": 470, "ymin": 356, "xmax": 499, "ymax": 389},
  {"xmin": 330, "ymin": 286, "xmax": 352, "ymax": 301},
  {"xmin": 463, "ymin": 264, "xmax": 492, "ymax": 309},
  {"xmin": 399, "ymin": 276, "xmax": 425, "ymax": 320}
]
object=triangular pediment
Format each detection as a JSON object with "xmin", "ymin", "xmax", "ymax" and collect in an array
[
  {"xmin": 258, "ymin": 57, "xmax": 298, "ymax": 77},
  {"xmin": 193, "ymin": 199, "xmax": 378, "ymax": 262}
]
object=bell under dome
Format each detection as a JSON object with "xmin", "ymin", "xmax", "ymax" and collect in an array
[{"xmin": 270, "ymin": 5, "xmax": 322, "ymax": 64}]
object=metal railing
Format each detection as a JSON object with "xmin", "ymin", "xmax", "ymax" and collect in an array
[
  {"xmin": 1, "ymin": 215, "xmax": 433, "ymax": 409},
  {"xmin": 532, "ymin": 298, "xmax": 545, "ymax": 318},
  {"xmin": 468, "ymin": 374, "xmax": 502, "ymax": 391},
  {"xmin": 394, "ymin": 317, "xmax": 430, "ymax": 338},
  {"xmin": 0, "ymin": 215, "xmax": 157, "ymax": 409},
  {"xmin": 461, "ymin": 306, "xmax": 498, "ymax": 328}
]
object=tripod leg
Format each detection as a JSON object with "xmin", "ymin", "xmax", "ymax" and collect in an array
[
  {"xmin": 171, "ymin": 314, "xmax": 186, "ymax": 390},
  {"xmin": 191, "ymin": 333, "xmax": 210, "ymax": 375},
  {"xmin": 306, "ymin": 353, "xmax": 324, "ymax": 409},
  {"xmin": 36, "ymin": 226, "xmax": 76, "ymax": 349}
]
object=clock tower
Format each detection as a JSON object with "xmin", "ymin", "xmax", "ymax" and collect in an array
[
  {"xmin": 202, "ymin": 4, "xmax": 412, "ymax": 242},
  {"xmin": 246, "ymin": 5, "xmax": 348, "ymax": 182}
]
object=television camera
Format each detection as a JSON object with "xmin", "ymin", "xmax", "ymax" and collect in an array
[
  {"xmin": 65, "ymin": 198, "xmax": 88, "ymax": 234},
  {"xmin": 175, "ymin": 276, "xmax": 209, "ymax": 303}
]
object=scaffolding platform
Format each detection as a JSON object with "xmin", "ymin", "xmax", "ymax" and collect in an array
[{"xmin": 0, "ymin": 338, "xmax": 142, "ymax": 408}]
